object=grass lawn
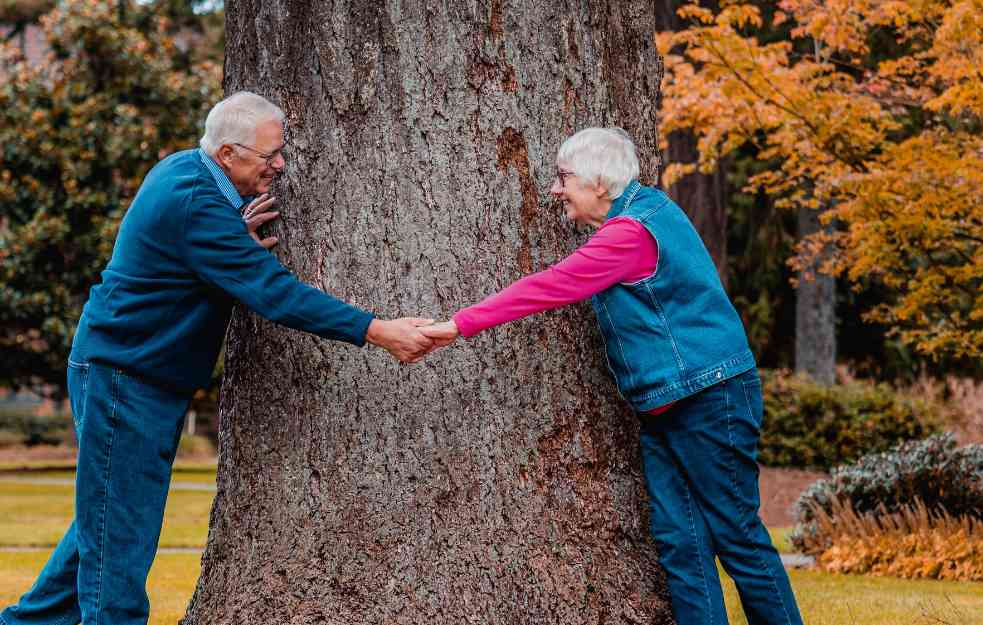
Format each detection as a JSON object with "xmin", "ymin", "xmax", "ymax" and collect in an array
[
  {"xmin": 3, "ymin": 549, "xmax": 980, "ymax": 625},
  {"xmin": 0, "ymin": 481, "xmax": 213, "ymax": 547},
  {"xmin": 0, "ymin": 459, "xmax": 217, "ymax": 475},
  {"xmin": 723, "ymin": 568, "xmax": 983, "ymax": 624},
  {"xmin": 2, "ymin": 468, "xmax": 981, "ymax": 624},
  {"xmin": 768, "ymin": 526, "xmax": 793, "ymax": 553},
  {"xmin": 0, "ymin": 469, "xmax": 219, "ymax": 484},
  {"xmin": 0, "ymin": 551, "xmax": 200, "ymax": 624}
]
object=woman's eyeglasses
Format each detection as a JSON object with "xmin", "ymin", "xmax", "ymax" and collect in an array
[{"xmin": 556, "ymin": 169, "xmax": 575, "ymax": 188}]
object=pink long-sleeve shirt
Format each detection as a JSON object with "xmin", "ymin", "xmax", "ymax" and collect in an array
[{"xmin": 453, "ymin": 217, "xmax": 674, "ymax": 415}]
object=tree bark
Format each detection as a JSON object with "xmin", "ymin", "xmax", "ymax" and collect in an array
[
  {"xmin": 183, "ymin": 2, "xmax": 673, "ymax": 624},
  {"xmin": 655, "ymin": 0, "xmax": 729, "ymax": 288},
  {"xmin": 795, "ymin": 205, "xmax": 836, "ymax": 385}
]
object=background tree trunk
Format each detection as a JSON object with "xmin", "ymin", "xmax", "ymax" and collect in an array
[
  {"xmin": 654, "ymin": 0, "xmax": 729, "ymax": 288},
  {"xmin": 183, "ymin": 2, "xmax": 673, "ymax": 624},
  {"xmin": 795, "ymin": 205, "xmax": 836, "ymax": 384},
  {"xmin": 663, "ymin": 133, "xmax": 729, "ymax": 288}
]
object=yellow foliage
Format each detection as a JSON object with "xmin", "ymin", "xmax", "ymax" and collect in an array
[{"xmin": 658, "ymin": 0, "xmax": 983, "ymax": 359}]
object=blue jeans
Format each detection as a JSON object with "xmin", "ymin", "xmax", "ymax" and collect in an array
[
  {"xmin": 640, "ymin": 369, "xmax": 803, "ymax": 625},
  {"xmin": 2, "ymin": 360, "xmax": 190, "ymax": 625}
]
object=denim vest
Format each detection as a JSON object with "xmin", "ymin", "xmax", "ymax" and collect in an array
[{"xmin": 590, "ymin": 181, "xmax": 755, "ymax": 411}]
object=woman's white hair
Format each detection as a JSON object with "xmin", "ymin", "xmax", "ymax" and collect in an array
[
  {"xmin": 557, "ymin": 127, "xmax": 640, "ymax": 199},
  {"xmin": 199, "ymin": 91, "xmax": 286, "ymax": 156}
]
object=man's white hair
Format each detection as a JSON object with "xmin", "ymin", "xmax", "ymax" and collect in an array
[
  {"xmin": 199, "ymin": 91, "xmax": 286, "ymax": 156},
  {"xmin": 556, "ymin": 127, "xmax": 640, "ymax": 199}
]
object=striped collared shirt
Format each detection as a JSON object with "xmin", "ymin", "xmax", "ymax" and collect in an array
[{"xmin": 198, "ymin": 148, "xmax": 245, "ymax": 209}]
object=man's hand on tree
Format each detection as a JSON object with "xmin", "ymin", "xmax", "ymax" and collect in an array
[
  {"xmin": 366, "ymin": 318, "xmax": 436, "ymax": 363},
  {"xmin": 243, "ymin": 193, "xmax": 280, "ymax": 249}
]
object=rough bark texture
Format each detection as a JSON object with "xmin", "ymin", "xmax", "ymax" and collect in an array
[
  {"xmin": 183, "ymin": 2, "xmax": 673, "ymax": 624},
  {"xmin": 795, "ymin": 205, "xmax": 836, "ymax": 385},
  {"xmin": 654, "ymin": 0, "xmax": 729, "ymax": 288}
]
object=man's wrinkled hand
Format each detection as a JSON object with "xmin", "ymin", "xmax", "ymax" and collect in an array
[
  {"xmin": 419, "ymin": 320, "xmax": 459, "ymax": 348},
  {"xmin": 366, "ymin": 317, "xmax": 435, "ymax": 363},
  {"xmin": 243, "ymin": 193, "xmax": 280, "ymax": 249}
]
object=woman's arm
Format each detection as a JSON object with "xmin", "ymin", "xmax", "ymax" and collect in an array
[{"xmin": 449, "ymin": 217, "xmax": 658, "ymax": 337}]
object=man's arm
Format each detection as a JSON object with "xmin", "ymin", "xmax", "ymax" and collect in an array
[{"xmin": 184, "ymin": 192, "xmax": 433, "ymax": 361}]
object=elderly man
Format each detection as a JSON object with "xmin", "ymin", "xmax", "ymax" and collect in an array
[{"xmin": 1, "ymin": 91, "xmax": 433, "ymax": 625}]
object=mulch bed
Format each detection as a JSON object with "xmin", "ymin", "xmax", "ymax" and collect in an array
[
  {"xmin": 757, "ymin": 465, "xmax": 827, "ymax": 527},
  {"xmin": 0, "ymin": 444, "xmax": 77, "ymax": 464}
]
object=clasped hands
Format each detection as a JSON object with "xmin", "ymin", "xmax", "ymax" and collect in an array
[
  {"xmin": 366, "ymin": 318, "xmax": 459, "ymax": 364},
  {"xmin": 243, "ymin": 194, "xmax": 460, "ymax": 365}
]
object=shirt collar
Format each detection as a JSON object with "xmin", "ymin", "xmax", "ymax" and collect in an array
[{"xmin": 198, "ymin": 148, "xmax": 245, "ymax": 209}]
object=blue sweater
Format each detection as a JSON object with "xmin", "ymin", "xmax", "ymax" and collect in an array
[{"xmin": 71, "ymin": 149, "xmax": 375, "ymax": 394}]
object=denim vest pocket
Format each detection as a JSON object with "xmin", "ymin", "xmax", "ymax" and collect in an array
[{"xmin": 637, "ymin": 282, "xmax": 685, "ymax": 371}]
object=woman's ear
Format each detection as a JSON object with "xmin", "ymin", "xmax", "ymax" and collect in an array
[{"xmin": 593, "ymin": 181, "xmax": 610, "ymax": 199}]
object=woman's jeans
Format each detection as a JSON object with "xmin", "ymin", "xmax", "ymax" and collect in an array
[
  {"xmin": 2, "ymin": 360, "xmax": 190, "ymax": 625},
  {"xmin": 640, "ymin": 369, "xmax": 803, "ymax": 625}
]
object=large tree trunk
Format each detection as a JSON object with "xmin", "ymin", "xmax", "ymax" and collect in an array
[
  {"xmin": 183, "ymin": 2, "xmax": 673, "ymax": 624},
  {"xmin": 655, "ymin": 0, "xmax": 729, "ymax": 288},
  {"xmin": 795, "ymin": 205, "xmax": 836, "ymax": 384}
]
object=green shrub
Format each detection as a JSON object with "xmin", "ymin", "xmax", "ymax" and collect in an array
[
  {"xmin": 0, "ymin": 429, "xmax": 23, "ymax": 449},
  {"xmin": 759, "ymin": 369, "xmax": 943, "ymax": 470},
  {"xmin": 790, "ymin": 433, "xmax": 983, "ymax": 552},
  {"xmin": 0, "ymin": 407, "xmax": 73, "ymax": 446}
]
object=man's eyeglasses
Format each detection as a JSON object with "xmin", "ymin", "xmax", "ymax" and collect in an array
[
  {"xmin": 233, "ymin": 142, "xmax": 286, "ymax": 168},
  {"xmin": 556, "ymin": 169, "xmax": 575, "ymax": 188}
]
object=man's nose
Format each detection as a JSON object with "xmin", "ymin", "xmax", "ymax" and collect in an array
[{"xmin": 271, "ymin": 152, "xmax": 286, "ymax": 171}]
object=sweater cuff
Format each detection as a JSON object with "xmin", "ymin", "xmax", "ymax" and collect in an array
[
  {"xmin": 452, "ymin": 310, "xmax": 480, "ymax": 338},
  {"xmin": 350, "ymin": 310, "xmax": 376, "ymax": 347}
]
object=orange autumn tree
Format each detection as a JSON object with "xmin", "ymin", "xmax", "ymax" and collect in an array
[{"xmin": 657, "ymin": 0, "xmax": 983, "ymax": 360}]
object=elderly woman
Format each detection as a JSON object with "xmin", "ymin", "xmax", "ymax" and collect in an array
[{"xmin": 423, "ymin": 128, "xmax": 803, "ymax": 625}]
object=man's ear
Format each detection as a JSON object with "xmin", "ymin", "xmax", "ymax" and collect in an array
[{"xmin": 215, "ymin": 145, "xmax": 236, "ymax": 168}]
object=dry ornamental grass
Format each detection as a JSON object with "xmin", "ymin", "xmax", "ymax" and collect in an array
[{"xmin": 800, "ymin": 497, "xmax": 983, "ymax": 582}]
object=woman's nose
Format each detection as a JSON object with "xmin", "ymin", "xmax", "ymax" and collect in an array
[{"xmin": 549, "ymin": 179, "xmax": 563, "ymax": 196}]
